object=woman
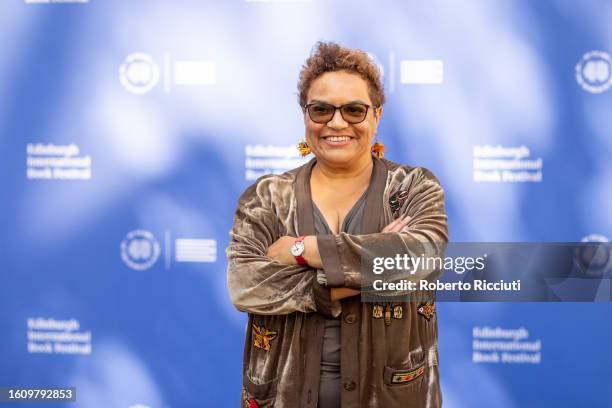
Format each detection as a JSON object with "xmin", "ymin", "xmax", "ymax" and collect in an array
[{"xmin": 227, "ymin": 41, "xmax": 448, "ymax": 408}]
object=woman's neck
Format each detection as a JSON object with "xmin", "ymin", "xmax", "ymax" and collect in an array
[{"xmin": 312, "ymin": 154, "xmax": 374, "ymax": 184}]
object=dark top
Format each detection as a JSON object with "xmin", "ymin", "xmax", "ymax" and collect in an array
[{"xmin": 313, "ymin": 190, "xmax": 368, "ymax": 408}]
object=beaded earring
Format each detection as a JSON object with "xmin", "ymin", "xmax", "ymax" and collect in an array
[
  {"xmin": 298, "ymin": 140, "xmax": 311, "ymax": 157},
  {"xmin": 371, "ymin": 139, "xmax": 385, "ymax": 158}
]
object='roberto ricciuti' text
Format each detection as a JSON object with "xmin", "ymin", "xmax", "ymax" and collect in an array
[{"xmin": 372, "ymin": 279, "xmax": 521, "ymax": 292}]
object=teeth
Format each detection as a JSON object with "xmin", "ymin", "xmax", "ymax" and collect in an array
[{"xmin": 325, "ymin": 136, "xmax": 351, "ymax": 142}]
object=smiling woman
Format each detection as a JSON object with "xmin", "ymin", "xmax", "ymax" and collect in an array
[
  {"xmin": 298, "ymin": 43, "xmax": 385, "ymax": 168},
  {"xmin": 227, "ymin": 41, "xmax": 448, "ymax": 408}
]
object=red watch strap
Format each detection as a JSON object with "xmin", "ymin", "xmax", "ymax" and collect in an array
[
  {"xmin": 294, "ymin": 236, "xmax": 308, "ymax": 266},
  {"xmin": 295, "ymin": 255, "xmax": 308, "ymax": 266}
]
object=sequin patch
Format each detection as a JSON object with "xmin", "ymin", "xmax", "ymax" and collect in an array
[{"xmin": 252, "ymin": 323, "xmax": 277, "ymax": 351}]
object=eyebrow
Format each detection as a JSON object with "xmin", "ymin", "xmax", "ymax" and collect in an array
[{"xmin": 308, "ymin": 99, "xmax": 370, "ymax": 105}]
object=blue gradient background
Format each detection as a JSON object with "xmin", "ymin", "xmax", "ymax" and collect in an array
[{"xmin": 1, "ymin": 1, "xmax": 611, "ymax": 407}]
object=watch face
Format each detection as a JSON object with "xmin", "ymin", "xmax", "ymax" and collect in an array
[{"xmin": 291, "ymin": 241, "xmax": 305, "ymax": 257}]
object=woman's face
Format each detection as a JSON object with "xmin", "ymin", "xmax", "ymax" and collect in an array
[{"xmin": 304, "ymin": 70, "xmax": 382, "ymax": 167}]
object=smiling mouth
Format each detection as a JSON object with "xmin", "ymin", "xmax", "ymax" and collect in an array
[{"xmin": 322, "ymin": 135, "xmax": 355, "ymax": 142}]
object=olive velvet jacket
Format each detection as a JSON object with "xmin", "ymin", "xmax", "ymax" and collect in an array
[{"xmin": 226, "ymin": 155, "xmax": 448, "ymax": 408}]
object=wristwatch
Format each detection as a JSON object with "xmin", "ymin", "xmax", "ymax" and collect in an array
[{"xmin": 291, "ymin": 236, "xmax": 308, "ymax": 266}]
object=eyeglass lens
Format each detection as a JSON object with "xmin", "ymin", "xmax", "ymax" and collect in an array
[{"xmin": 308, "ymin": 103, "xmax": 369, "ymax": 124}]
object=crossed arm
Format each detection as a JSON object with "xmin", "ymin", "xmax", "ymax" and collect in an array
[
  {"xmin": 265, "ymin": 214, "xmax": 412, "ymax": 300},
  {"xmin": 227, "ymin": 170, "xmax": 447, "ymax": 315}
]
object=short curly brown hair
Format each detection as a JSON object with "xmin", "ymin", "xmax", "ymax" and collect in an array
[{"xmin": 297, "ymin": 41, "xmax": 385, "ymax": 109}]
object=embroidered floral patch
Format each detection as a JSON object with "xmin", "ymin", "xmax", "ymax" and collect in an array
[
  {"xmin": 417, "ymin": 303, "xmax": 436, "ymax": 320},
  {"xmin": 241, "ymin": 387, "xmax": 250, "ymax": 408},
  {"xmin": 391, "ymin": 365, "xmax": 425, "ymax": 384},
  {"xmin": 389, "ymin": 189, "xmax": 410, "ymax": 215},
  {"xmin": 252, "ymin": 323, "xmax": 277, "ymax": 351},
  {"xmin": 242, "ymin": 387, "xmax": 261, "ymax": 408}
]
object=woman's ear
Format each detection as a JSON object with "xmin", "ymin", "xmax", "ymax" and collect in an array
[
  {"xmin": 375, "ymin": 106, "xmax": 383, "ymax": 124},
  {"xmin": 372, "ymin": 106, "xmax": 383, "ymax": 133}
]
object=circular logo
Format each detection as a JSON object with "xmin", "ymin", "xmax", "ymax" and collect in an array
[
  {"xmin": 119, "ymin": 53, "xmax": 160, "ymax": 94},
  {"xmin": 575, "ymin": 51, "xmax": 612, "ymax": 94},
  {"xmin": 120, "ymin": 229, "xmax": 160, "ymax": 270},
  {"xmin": 574, "ymin": 234, "xmax": 611, "ymax": 278}
]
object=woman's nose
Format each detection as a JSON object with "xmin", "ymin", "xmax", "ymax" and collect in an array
[{"xmin": 327, "ymin": 109, "xmax": 349, "ymax": 128}]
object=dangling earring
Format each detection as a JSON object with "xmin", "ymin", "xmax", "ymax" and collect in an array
[
  {"xmin": 298, "ymin": 140, "xmax": 311, "ymax": 157},
  {"xmin": 371, "ymin": 137, "xmax": 385, "ymax": 158}
]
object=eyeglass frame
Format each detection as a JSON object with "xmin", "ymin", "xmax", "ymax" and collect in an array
[{"xmin": 303, "ymin": 102, "xmax": 379, "ymax": 124}]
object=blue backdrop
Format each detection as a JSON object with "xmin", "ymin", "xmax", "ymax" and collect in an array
[{"xmin": 1, "ymin": 0, "xmax": 611, "ymax": 407}]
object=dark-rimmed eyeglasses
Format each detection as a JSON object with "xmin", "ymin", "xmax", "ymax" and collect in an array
[{"xmin": 304, "ymin": 102, "xmax": 376, "ymax": 124}]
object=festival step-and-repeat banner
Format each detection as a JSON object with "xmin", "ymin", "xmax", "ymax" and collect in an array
[{"xmin": 1, "ymin": 1, "xmax": 611, "ymax": 407}]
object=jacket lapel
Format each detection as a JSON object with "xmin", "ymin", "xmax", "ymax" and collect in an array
[
  {"xmin": 295, "ymin": 158, "xmax": 317, "ymax": 236},
  {"xmin": 361, "ymin": 156, "xmax": 388, "ymax": 234}
]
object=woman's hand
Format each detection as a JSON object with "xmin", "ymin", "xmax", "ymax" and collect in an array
[
  {"xmin": 266, "ymin": 236, "xmax": 298, "ymax": 265},
  {"xmin": 382, "ymin": 213, "xmax": 411, "ymax": 232},
  {"xmin": 330, "ymin": 287, "xmax": 361, "ymax": 301}
]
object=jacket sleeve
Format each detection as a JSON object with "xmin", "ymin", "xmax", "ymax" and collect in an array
[
  {"xmin": 316, "ymin": 167, "xmax": 449, "ymax": 291},
  {"xmin": 226, "ymin": 178, "xmax": 335, "ymax": 315}
]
